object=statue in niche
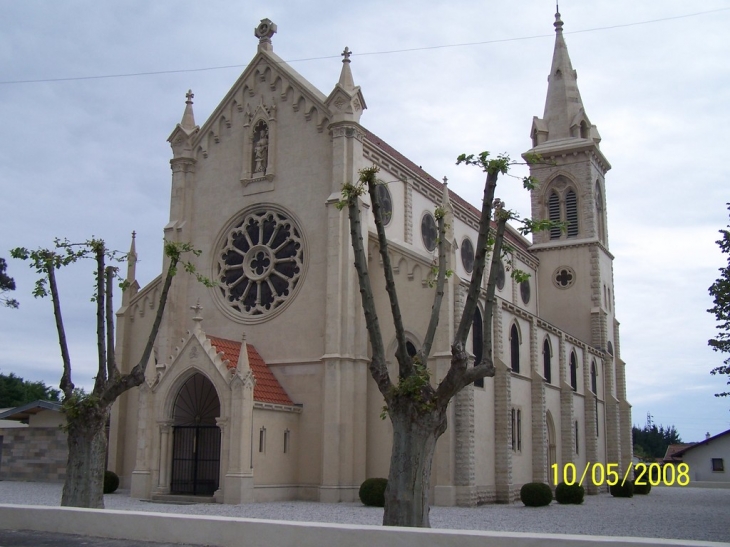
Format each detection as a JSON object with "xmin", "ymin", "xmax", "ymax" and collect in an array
[{"xmin": 252, "ymin": 120, "xmax": 269, "ymax": 175}]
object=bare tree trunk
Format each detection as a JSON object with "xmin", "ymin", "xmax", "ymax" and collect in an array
[
  {"xmin": 61, "ymin": 404, "xmax": 110, "ymax": 509},
  {"xmin": 383, "ymin": 399, "xmax": 447, "ymax": 527}
]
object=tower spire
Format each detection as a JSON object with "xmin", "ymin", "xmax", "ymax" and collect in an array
[
  {"xmin": 180, "ymin": 90, "xmax": 196, "ymax": 132},
  {"xmin": 531, "ymin": 8, "xmax": 597, "ymax": 145}
]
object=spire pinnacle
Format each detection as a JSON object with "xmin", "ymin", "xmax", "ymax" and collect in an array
[
  {"xmin": 126, "ymin": 230, "xmax": 137, "ymax": 279},
  {"xmin": 180, "ymin": 89, "xmax": 196, "ymax": 131},
  {"xmin": 338, "ymin": 46, "xmax": 356, "ymax": 91},
  {"xmin": 554, "ymin": 4, "xmax": 564, "ymax": 32},
  {"xmin": 533, "ymin": 8, "xmax": 595, "ymax": 145}
]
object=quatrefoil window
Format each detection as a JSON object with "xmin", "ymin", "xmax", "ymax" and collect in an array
[
  {"xmin": 218, "ymin": 208, "xmax": 305, "ymax": 319},
  {"xmin": 553, "ymin": 266, "xmax": 576, "ymax": 289}
]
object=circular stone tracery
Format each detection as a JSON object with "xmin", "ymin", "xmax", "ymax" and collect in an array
[{"xmin": 218, "ymin": 208, "xmax": 304, "ymax": 320}]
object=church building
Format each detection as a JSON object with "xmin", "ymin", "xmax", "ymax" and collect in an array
[{"xmin": 108, "ymin": 11, "xmax": 631, "ymax": 505}]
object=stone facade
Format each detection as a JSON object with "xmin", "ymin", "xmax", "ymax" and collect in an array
[
  {"xmin": 108, "ymin": 11, "xmax": 631, "ymax": 505},
  {"xmin": 0, "ymin": 427, "xmax": 67, "ymax": 482}
]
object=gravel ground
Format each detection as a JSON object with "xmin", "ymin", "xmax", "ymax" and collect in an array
[{"xmin": 0, "ymin": 481, "xmax": 728, "ymax": 544}]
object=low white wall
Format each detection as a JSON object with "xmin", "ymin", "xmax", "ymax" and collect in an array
[{"xmin": 0, "ymin": 505, "xmax": 722, "ymax": 547}]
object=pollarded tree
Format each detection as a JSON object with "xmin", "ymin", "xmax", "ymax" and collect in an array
[
  {"xmin": 341, "ymin": 152, "xmax": 551, "ymax": 527},
  {"xmin": 708, "ymin": 203, "xmax": 730, "ymax": 397},
  {"xmin": 0, "ymin": 257, "xmax": 19, "ymax": 308},
  {"xmin": 11, "ymin": 238, "xmax": 209, "ymax": 508}
]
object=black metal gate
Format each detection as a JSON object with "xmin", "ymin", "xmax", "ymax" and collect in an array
[{"xmin": 170, "ymin": 425, "xmax": 221, "ymax": 496}]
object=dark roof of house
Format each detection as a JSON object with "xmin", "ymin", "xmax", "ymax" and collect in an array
[
  {"xmin": 208, "ymin": 336, "xmax": 294, "ymax": 406},
  {"xmin": 672, "ymin": 429, "xmax": 730, "ymax": 458},
  {"xmin": 663, "ymin": 443, "xmax": 695, "ymax": 463},
  {"xmin": 0, "ymin": 400, "xmax": 63, "ymax": 422}
]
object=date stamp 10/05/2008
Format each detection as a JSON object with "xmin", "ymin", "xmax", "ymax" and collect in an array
[{"xmin": 551, "ymin": 462, "xmax": 690, "ymax": 487}]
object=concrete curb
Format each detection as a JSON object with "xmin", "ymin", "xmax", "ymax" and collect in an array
[{"xmin": 0, "ymin": 505, "xmax": 726, "ymax": 547}]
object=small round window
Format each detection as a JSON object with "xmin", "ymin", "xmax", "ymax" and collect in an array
[
  {"xmin": 421, "ymin": 212, "xmax": 438, "ymax": 252},
  {"xmin": 520, "ymin": 280, "xmax": 531, "ymax": 304},
  {"xmin": 375, "ymin": 183, "xmax": 393, "ymax": 226},
  {"xmin": 461, "ymin": 238, "xmax": 475, "ymax": 273},
  {"xmin": 496, "ymin": 260, "xmax": 506, "ymax": 290},
  {"xmin": 553, "ymin": 266, "xmax": 576, "ymax": 289}
]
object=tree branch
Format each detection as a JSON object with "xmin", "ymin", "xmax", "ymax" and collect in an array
[
  {"xmin": 419, "ymin": 214, "xmax": 447, "ymax": 363},
  {"xmin": 367, "ymin": 175, "xmax": 412, "ymax": 380},
  {"xmin": 105, "ymin": 266, "xmax": 116, "ymax": 382},
  {"xmin": 344, "ymin": 182, "xmax": 392, "ymax": 398},
  {"xmin": 47, "ymin": 262, "xmax": 74, "ymax": 399},
  {"xmin": 101, "ymin": 256, "xmax": 177, "ymax": 405},
  {"xmin": 482, "ymin": 208, "xmax": 508, "ymax": 371},
  {"xmin": 453, "ymin": 170, "xmax": 500, "ymax": 347},
  {"xmin": 93, "ymin": 244, "xmax": 106, "ymax": 395}
]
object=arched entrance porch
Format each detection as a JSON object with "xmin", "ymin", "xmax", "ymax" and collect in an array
[{"xmin": 170, "ymin": 372, "xmax": 221, "ymax": 496}]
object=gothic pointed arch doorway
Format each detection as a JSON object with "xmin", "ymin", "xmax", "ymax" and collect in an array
[{"xmin": 170, "ymin": 372, "xmax": 221, "ymax": 496}]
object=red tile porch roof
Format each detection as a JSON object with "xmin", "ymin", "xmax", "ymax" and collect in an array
[{"xmin": 208, "ymin": 336, "xmax": 294, "ymax": 406}]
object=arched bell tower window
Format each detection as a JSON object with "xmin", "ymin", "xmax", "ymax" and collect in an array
[
  {"xmin": 510, "ymin": 324, "xmax": 520, "ymax": 374},
  {"xmin": 547, "ymin": 183, "xmax": 579, "ymax": 240}
]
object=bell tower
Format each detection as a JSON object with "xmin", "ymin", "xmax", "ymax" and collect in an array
[
  {"xmin": 523, "ymin": 7, "xmax": 631, "ymax": 475},
  {"xmin": 523, "ymin": 7, "xmax": 613, "ymax": 348}
]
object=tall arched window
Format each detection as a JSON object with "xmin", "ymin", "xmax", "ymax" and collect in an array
[
  {"xmin": 472, "ymin": 308, "xmax": 484, "ymax": 388},
  {"xmin": 543, "ymin": 338, "xmax": 552, "ymax": 384},
  {"xmin": 570, "ymin": 351, "xmax": 578, "ymax": 391},
  {"xmin": 510, "ymin": 324, "xmax": 520, "ymax": 374},
  {"xmin": 566, "ymin": 189, "xmax": 578, "ymax": 237},
  {"xmin": 590, "ymin": 360, "xmax": 597, "ymax": 394}
]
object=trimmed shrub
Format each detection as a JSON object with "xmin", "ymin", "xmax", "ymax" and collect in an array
[
  {"xmin": 632, "ymin": 479, "xmax": 652, "ymax": 495},
  {"xmin": 519, "ymin": 482, "xmax": 552, "ymax": 507},
  {"xmin": 609, "ymin": 480, "xmax": 634, "ymax": 498},
  {"xmin": 555, "ymin": 482, "xmax": 585, "ymax": 504},
  {"xmin": 103, "ymin": 470, "xmax": 120, "ymax": 494},
  {"xmin": 359, "ymin": 478, "xmax": 387, "ymax": 507}
]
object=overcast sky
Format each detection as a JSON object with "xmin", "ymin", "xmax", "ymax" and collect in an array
[{"xmin": 1, "ymin": 1, "xmax": 729, "ymax": 444}]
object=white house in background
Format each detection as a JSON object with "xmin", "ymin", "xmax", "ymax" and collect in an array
[{"xmin": 672, "ymin": 430, "xmax": 730, "ymax": 484}]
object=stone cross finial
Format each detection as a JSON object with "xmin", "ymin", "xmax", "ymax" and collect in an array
[
  {"xmin": 131, "ymin": 230, "xmax": 136, "ymax": 239},
  {"xmin": 442, "ymin": 176, "xmax": 448, "ymax": 186},
  {"xmin": 185, "ymin": 90, "xmax": 194, "ymax": 104},
  {"xmin": 341, "ymin": 47, "xmax": 352, "ymax": 62},
  {"xmin": 191, "ymin": 300, "xmax": 203, "ymax": 322},
  {"xmin": 255, "ymin": 18, "xmax": 277, "ymax": 51}
]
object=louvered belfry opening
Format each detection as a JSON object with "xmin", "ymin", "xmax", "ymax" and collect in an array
[
  {"xmin": 170, "ymin": 373, "xmax": 222, "ymax": 496},
  {"xmin": 548, "ymin": 192, "xmax": 561, "ymax": 239},
  {"xmin": 565, "ymin": 189, "xmax": 578, "ymax": 237}
]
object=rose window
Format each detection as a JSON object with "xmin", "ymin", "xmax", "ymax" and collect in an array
[{"xmin": 218, "ymin": 209, "xmax": 304, "ymax": 318}]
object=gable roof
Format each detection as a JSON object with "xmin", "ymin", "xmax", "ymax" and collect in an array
[
  {"xmin": 663, "ymin": 443, "xmax": 695, "ymax": 463},
  {"xmin": 0, "ymin": 400, "xmax": 62, "ymax": 422},
  {"xmin": 207, "ymin": 336, "xmax": 294, "ymax": 406},
  {"xmin": 672, "ymin": 429, "xmax": 730, "ymax": 458}
]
